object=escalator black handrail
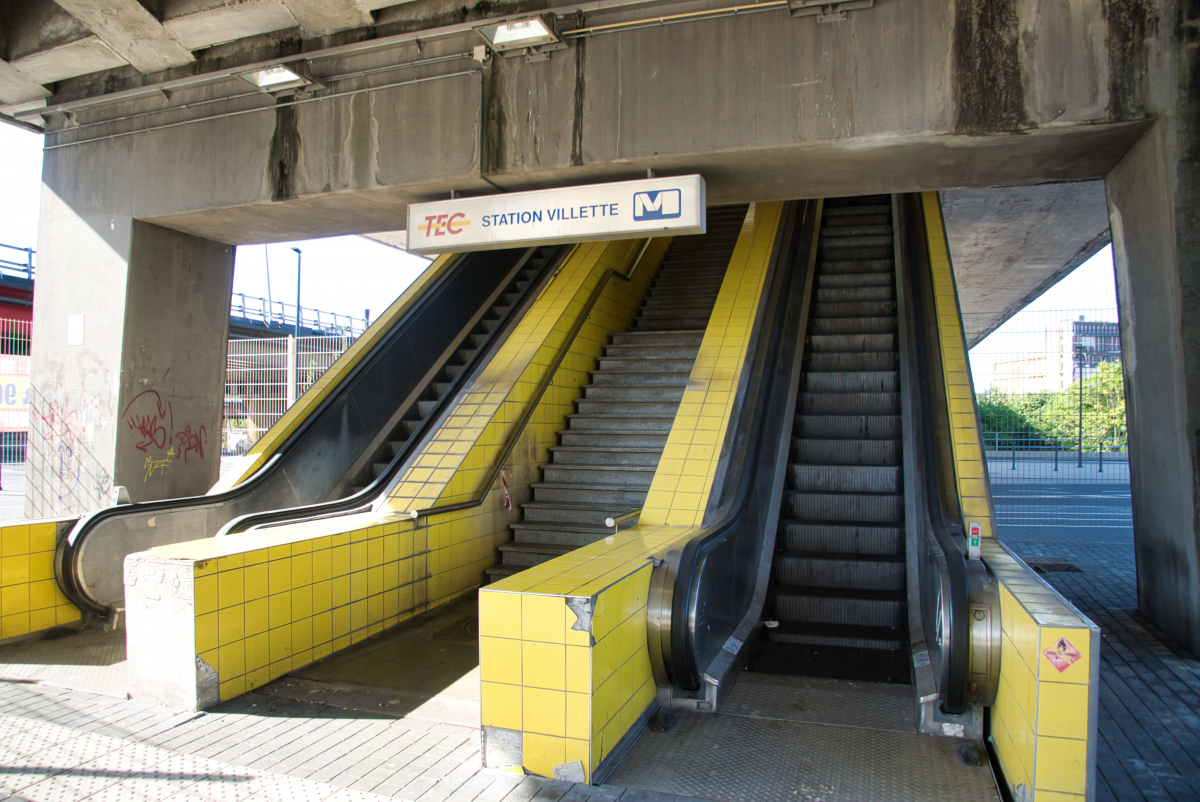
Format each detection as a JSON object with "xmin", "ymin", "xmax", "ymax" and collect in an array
[
  {"xmin": 216, "ymin": 245, "xmax": 574, "ymax": 534},
  {"xmin": 898, "ymin": 192, "xmax": 970, "ymax": 715},
  {"xmin": 654, "ymin": 200, "xmax": 812, "ymax": 690},
  {"xmin": 56, "ymin": 247, "xmax": 556, "ymax": 612}
]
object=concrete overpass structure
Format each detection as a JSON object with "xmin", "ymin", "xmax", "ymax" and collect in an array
[{"xmin": 1, "ymin": 0, "xmax": 1198, "ymax": 795}]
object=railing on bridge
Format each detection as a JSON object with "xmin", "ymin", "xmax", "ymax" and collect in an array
[
  {"xmin": 0, "ymin": 243, "xmax": 35, "ymax": 282},
  {"xmin": 229, "ymin": 293, "xmax": 369, "ymax": 338},
  {"xmin": 985, "ymin": 431, "xmax": 1129, "ymax": 484}
]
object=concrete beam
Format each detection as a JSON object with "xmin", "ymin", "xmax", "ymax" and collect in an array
[
  {"xmin": 0, "ymin": 59, "xmax": 50, "ymax": 106},
  {"xmin": 277, "ymin": 0, "xmax": 372, "ymax": 37},
  {"xmin": 942, "ymin": 182, "xmax": 1112, "ymax": 347},
  {"xmin": 51, "ymin": 0, "xmax": 194, "ymax": 73}
]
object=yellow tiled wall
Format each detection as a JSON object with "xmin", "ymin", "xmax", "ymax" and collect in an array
[
  {"xmin": 131, "ymin": 236, "xmax": 669, "ymax": 705},
  {"xmin": 214, "ymin": 253, "xmax": 458, "ymax": 491},
  {"xmin": 147, "ymin": 513, "xmax": 422, "ymax": 701},
  {"xmin": 984, "ymin": 540, "xmax": 1098, "ymax": 801},
  {"xmin": 923, "ymin": 192, "xmax": 999, "ymax": 540},
  {"xmin": 481, "ymin": 522, "xmax": 700, "ymax": 781},
  {"xmin": 0, "ymin": 519, "xmax": 80, "ymax": 641},
  {"xmin": 642, "ymin": 202, "xmax": 780, "ymax": 526}
]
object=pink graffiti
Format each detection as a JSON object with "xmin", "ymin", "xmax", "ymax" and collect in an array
[{"xmin": 122, "ymin": 390, "xmax": 173, "ymax": 453}]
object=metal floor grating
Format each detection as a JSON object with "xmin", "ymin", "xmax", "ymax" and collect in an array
[{"xmin": 609, "ymin": 673, "xmax": 1000, "ymax": 802}]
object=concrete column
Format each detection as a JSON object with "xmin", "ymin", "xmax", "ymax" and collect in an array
[
  {"xmin": 1105, "ymin": 119, "xmax": 1200, "ymax": 654},
  {"xmin": 29, "ymin": 195, "xmax": 234, "ymax": 515}
]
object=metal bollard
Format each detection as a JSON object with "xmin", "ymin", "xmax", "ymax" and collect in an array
[{"xmin": 1099, "ymin": 441, "xmax": 1104, "ymax": 473}]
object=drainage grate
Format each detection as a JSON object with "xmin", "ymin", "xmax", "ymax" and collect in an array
[{"xmin": 1026, "ymin": 560, "xmax": 1083, "ymax": 574}]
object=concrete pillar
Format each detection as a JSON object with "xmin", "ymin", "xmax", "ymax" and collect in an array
[
  {"xmin": 28, "ymin": 195, "xmax": 234, "ymax": 516},
  {"xmin": 1105, "ymin": 119, "xmax": 1200, "ymax": 654}
]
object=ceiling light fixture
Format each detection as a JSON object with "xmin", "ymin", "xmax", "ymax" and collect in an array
[
  {"xmin": 239, "ymin": 65, "xmax": 311, "ymax": 92},
  {"xmin": 475, "ymin": 16, "xmax": 563, "ymax": 54}
]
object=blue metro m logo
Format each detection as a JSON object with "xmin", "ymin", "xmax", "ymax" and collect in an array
[{"xmin": 633, "ymin": 189, "xmax": 682, "ymax": 221}]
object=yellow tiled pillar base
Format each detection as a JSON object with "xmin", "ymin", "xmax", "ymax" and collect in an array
[
  {"xmin": 126, "ymin": 512, "xmax": 439, "ymax": 709},
  {"xmin": 984, "ymin": 540, "xmax": 1098, "ymax": 800},
  {"xmin": 923, "ymin": 191, "xmax": 999, "ymax": 540},
  {"xmin": 0, "ymin": 519, "xmax": 80, "ymax": 642},
  {"xmin": 479, "ymin": 562, "xmax": 658, "ymax": 783}
]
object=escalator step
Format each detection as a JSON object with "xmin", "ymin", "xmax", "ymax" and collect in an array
[
  {"xmin": 809, "ymin": 317, "xmax": 897, "ymax": 335},
  {"xmin": 805, "ymin": 352, "xmax": 899, "ymax": 372},
  {"xmin": 773, "ymin": 586, "xmax": 907, "ymax": 628},
  {"xmin": 820, "ymin": 259, "xmax": 895, "ymax": 274},
  {"xmin": 773, "ymin": 551, "xmax": 905, "ymax": 591},
  {"xmin": 785, "ymin": 491, "xmax": 903, "ymax": 524},
  {"xmin": 808, "ymin": 333, "xmax": 896, "ymax": 352},
  {"xmin": 823, "ymin": 203, "xmax": 891, "ymax": 216},
  {"xmin": 792, "ymin": 437, "xmax": 900, "ymax": 466},
  {"xmin": 815, "ymin": 286, "xmax": 894, "ymax": 303},
  {"xmin": 817, "ymin": 271, "xmax": 893, "ymax": 289},
  {"xmin": 794, "ymin": 414, "xmax": 901, "ymax": 439},
  {"xmin": 766, "ymin": 621, "xmax": 907, "ymax": 650},
  {"xmin": 811, "ymin": 301, "xmax": 897, "ymax": 318},
  {"xmin": 752, "ymin": 643, "xmax": 910, "ymax": 684},
  {"xmin": 780, "ymin": 521, "xmax": 904, "ymax": 555},
  {"xmin": 789, "ymin": 464, "xmax": 901, "ymax": 494},
  {"xmin": 798, "ymin": 391, "xmax": 900, "ymax": 415}
]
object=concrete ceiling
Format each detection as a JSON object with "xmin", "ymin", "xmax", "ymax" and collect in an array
[
  {"xmin": 0, "ymin": 0, "xmax": 405, "ymax": 116},
  {"xmin": 942, "ymin": 181, "xmax": 1112, "ymax": 347}
]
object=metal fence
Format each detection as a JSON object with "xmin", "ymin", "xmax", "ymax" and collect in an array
[
  {"xmin": 230, "ymin": 293, "xmax": 369, "ymax": 338},
  {"xmin": 0, "ymin": 243, "xmax": 35, "ymax": 281},
  {"xmin": 223, "ymin": 334, "xmax": 355, "ymax": 455}
]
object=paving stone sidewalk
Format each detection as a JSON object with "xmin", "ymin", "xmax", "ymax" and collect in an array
[{"xmin": 0, "ymin": 681, "xmax": 715, "ymax": 802}]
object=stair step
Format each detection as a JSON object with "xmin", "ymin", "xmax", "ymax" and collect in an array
[
  {"xmin": 609, "ymin": 331, "xmax": 704, "ymax": 346},
  {"xmin": 558, "ymin": 429, "xmax": 670, "ymax": 448},
  {"xmin": 550, "ymin": 446, "xmax": 663, "ymax": 467},
  {"xmin": 794, "ymin": 414, "xmax": 901, "ymax": 440},
  {"xmin": 792, "ymin": 438, "xmax": 900, "ymax": 466},
  {"xmin": 498, "ymin": 542, "xmax": 577, "ymax": 566},
  {"xmin": 541, "ymin": 464, "xmax": 656, "ymax": 485},
  {"xmin": 635, "ymin": 317, "xmax": 712, "ymax": 331},
  {"xmin": 774, "ymin": 551, "xmax": 906, "ymax": 591},
  {"xmin": 520, "ymin": 502, "xmax": 637, "ymax": 525},
  {"xmin": 508, "ymin": 522, "xmax": 614, "ymax": 547},
  {"xmin": 780, "ymin": 521, "xmax": 904, "ymax": 555},
  {"xmin": 582, "ymin": 384, "xmax": 686, "ymax": 401},
  {"xmin": 597, "ymin": 357, "xmax": 698, "ymax": 373},
  {"xmin": 604, "ymin": 344, "xmax": 701, "ymax": 359},
  {"xmin": 588, "ymin": 371, "xmax": 691, "ymax": 387},
  {"xmin": 532, "ymin": 481, "xmax": 649, "ymax": 505},
  {"xmin": 566, "ymin": 413, "xmax": 676, "ymax": 431},
  {"xmin": 789, "ymin": 464, "xmax": 901, "ymax": 494},
  {"xmin": 784, "ymin": 491, "xmax": 903, "ymax": 524},
  {"xmin": 575, "ymin": 399, "xmax": 683, "ymax": 415}
]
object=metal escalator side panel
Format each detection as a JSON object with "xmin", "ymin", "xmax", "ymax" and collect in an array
[{"xmin": 61, "ymin": 249, "xmax": 538, "ymax": 614}]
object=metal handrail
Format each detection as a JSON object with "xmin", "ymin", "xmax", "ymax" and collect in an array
[{"xmin": 603, "ymin": 508, "xmax": 641, "ymax": 532}]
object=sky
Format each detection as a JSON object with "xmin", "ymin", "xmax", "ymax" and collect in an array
[{"xmin": 0, "ymin": 125, "xmax": 428, "ymax": 324}]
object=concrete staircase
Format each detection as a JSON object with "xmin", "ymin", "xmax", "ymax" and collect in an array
[
  {"xmin": 486, "ymin": 206, "xmax": 749, "ymax": 581},
  {"xmin": 755, "ymin": 195, "xmax": 911, "ymax": 684}
]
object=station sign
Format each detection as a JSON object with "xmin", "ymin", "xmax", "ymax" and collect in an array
[{"xmin": 405, "ymin": 175, "xmax": 706, "ymax": 254}]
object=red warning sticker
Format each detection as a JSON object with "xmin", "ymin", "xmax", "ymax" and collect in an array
[{"xmin": 1044, "ymin": 636, "xmax": 1082, "ymax": 672}]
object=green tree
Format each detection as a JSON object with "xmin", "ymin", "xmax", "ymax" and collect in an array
[{"xmin": 1038, "ymin": 361, "xmax": 1127, "ymax": 450}]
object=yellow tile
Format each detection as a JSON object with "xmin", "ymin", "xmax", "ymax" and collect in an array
[
  {"xmin": 218, "ymin": 569, "xmax": 244, "ymax": 609},
  {"xmin": 195, "ymin": 575, "xmax": 218, "ymax": 615},
  {"xmin": 0, "ymin": 611, "xmax": 28, "ymax": 639},
  {"xmin": 268, "ymin": 591, "xmax": 292, "ymax": 629},
  {"xmin": 267, "ymin": 559, "xmax": 290, "ymax": 596},
  {"xmin": 522, "ymin": 641, "xmax": 566, "ymax": 690},
  {"xmin": 1038, "ymin": 628, "xmax": 1091, "ymax": 684},
  {"xmin": 1, "ymin": 526, "xmax": 28, "ymax": 556},
  {"xmin": 1, "ymin": 584, "xmax": 28, "ymax": 614},
  {"xmin": 196, "ymin": 612, "xmax": 218, "ymax": 653},
  {"xmin": 522, "ymin": 733, "xmax": 565, "ymax": 779},
  {"xmin": 523, "ymin": 687, "xmax": 566, "ymax": 736},
  {"xmin": 29, "ymin": 607, "xmax": 55, "ymax": 633},
  {"xmin": 480, "ymin": 636, "xmax": 522, "ymax": 684},
  {"xmin": 1037, "ymin": 681, "xmax": 1089, "ymax": 739},
  {"xmin": 566, "ymin": 645, "xmax": 590, "ymax": 693},
  {"xmin": 245, "ymin": 632, "xmax": 270, "ymax": 672},
  {"xmin": 0, "ymin": 556, "xmax": 28, "ymax": 586},
  {"xmin": 269, "ymin": 625, "xmax": 292, "ymax": 663},
  {"xmin": 218, "ymin": 642, "xmax": 245, "ymax": 680},
  {"xmin": 481, "ymin": 681, "xmax": 522, "ymax": 729},
  {"xmin": 1034, "ymin": 735, "xmax": 1088, "ymax": 794},
  {"xmin": 522, "ymin": 595, "xmax": 566, "ymax": 644},
  {"xmin": 29, "ymin": 580, "xmax": 56, "ymax": 611},
  {"xmin": 244, "ymin": 564, "xmax": 268, "ymax": 601},
  {"xmin": 566, "ymin": 692, "xmax": 589, "ymax": 740},
  {"xmin": 245, "ymin": 598, "xmax": 268, "ymax": 637}
]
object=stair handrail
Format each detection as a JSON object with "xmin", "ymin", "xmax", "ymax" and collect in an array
[{"xmin": 603, "ymin": 508, "xmax": 641, "ymax": 532}]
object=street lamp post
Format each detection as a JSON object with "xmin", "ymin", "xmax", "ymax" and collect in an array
[
  {"xmin": 1075, "ymin": 342, "xmax": 1086, "ymax": 468},
  {"xmin": 291, "ymin": 247, "xmax": 302, "ymax": 337}
]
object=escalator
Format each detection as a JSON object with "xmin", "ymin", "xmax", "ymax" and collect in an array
[
  {"xmin": 626, "ymin": 194, "xmax": 1001, "ymax": 797},
  {"xmin": 56, "ymin": 245, "xmax": 570, "ymax": 617}
]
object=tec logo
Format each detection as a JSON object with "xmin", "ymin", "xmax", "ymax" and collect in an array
[
  {"xmin": 632, "ymin": 189, "xmax": 682, "ymax": 221},
  {"xmin": 421, "ymin": 212, "xmax": 471, "ymax": 237}
]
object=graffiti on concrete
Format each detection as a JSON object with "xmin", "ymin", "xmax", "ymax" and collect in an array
[{"xmin": 122, "ymin": 390, "xmax": 207, "ymax": 481}]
